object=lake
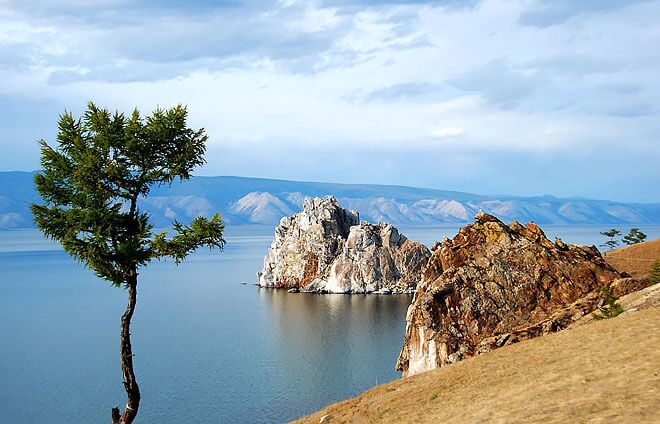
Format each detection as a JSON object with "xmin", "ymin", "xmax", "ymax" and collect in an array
[{"xmin": 1, "ymin": 224, "xmax": 659, "ymax": 423}]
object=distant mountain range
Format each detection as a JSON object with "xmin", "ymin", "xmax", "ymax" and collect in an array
[{"xmin": 1, "ymin": 171, "xmax": 659, "ymax": 229}]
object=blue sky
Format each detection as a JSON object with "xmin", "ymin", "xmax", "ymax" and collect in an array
[{"xmin": 0, "ymin": 0, "xmax": 659, "ymax": 202}]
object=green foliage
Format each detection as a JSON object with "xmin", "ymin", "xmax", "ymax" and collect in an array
[
  {"xmin": 592, "ymin": 285, "xmax": 624, "ymax": 320},
  {"xmin": 32, "ymin": 102, "xmax": 225, "ymax": 287},
  {"xmin": 601, "ymin": 240, "xmax": 619, "ymax": 250},
  {"xmin": 152, "ymin": 215, "xmax": 225, "ymax": 264},
  {"xmin": 650, "ymin": 259, "xmax": 660, "ymax": 286},
  {"xmin": 600, "ymin": 229, "xmax": 621, "ymax": 239},
  {"xmin": 599, "ymin": 228, "xmax": 620, "ymax": 251},
  {"xmin": 622, "ymin": 228, "xmax": 647, "ymax": 245}
]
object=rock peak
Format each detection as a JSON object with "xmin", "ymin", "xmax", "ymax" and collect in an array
[
  {"xmin": 302, "ymin": 195, "xmax": 340, "ymax": 210},
  {"xmin": 474, "ymin": 211, "xmax": 500, "ymax": 223}
]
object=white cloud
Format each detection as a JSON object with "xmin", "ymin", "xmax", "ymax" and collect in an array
[
  {"xmin": 429, "ymin": 127, "xmax": 464, "ymax": 138},
  {"xmin": 0, "ymin": 0, "xmax": 659, "ymax": 200},
  {"xmin": 293, "ymin": 6, "xmax": 340, "ymax": 33}
]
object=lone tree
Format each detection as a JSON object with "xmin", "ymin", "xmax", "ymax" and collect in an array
[
  {"xmin": 622, "ymin": 228, "xmax": 647, "ymax": 245},
  {"xmin": 599, "ymin": 228, "xmax": 621, "ymax": 251},
  {"xmin": 32, "ymin": 102, "xmax": 225, "ymax": 424},
  {"xmin": 591, "ymin": 284, "xmax": 624, "ymax": 320}
]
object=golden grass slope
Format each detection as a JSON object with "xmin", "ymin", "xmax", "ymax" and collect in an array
[
  {"xmin": 294, "ymin": 307, "xmax": 660, "ymax": 424},
  {"xmin": 605, "ymin": 238, "xmax": 660, "ymax": 279}
]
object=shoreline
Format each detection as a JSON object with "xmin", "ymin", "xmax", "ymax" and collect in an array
[{"xmin": 293, "ymin": 306, "xmax": 660, "ymax": 424}]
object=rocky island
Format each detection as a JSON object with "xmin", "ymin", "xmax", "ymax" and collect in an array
[{"xmin": 257, "ymin": 196, "xmax": 431, "ymax": 293}]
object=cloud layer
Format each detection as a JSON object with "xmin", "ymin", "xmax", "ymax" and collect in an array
[{"xmin": 1, "ymin": 0, "xmax": 659, "ymax": 201}]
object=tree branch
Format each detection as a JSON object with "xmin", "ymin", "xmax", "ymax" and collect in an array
[{"xmin": 150, "ymin": 213, "xmax": 225, "ymax": 264}]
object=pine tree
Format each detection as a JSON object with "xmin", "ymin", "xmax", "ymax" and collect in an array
[
  {"xmin": 592, "ymin": 285, "xmax": 624, "ymax": 320},
  {"xmin": 622, "ymin": 228, "xmax": 647, "ymax": 245},
  {"xmin": 31, "ymin": 102, "xmax": 225, "ymax": 424},
  {"xmin": 649, "ymin": 259, "xmax": 660, "ymax": 286},
  {"xmin": 599, "ymin": 228, "xmax": 621, "ymax": 251}
]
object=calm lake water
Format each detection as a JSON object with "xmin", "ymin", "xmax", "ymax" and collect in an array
[{"xmin": 1, "ymin": 224, "xmax": 659, "ymax": 423}]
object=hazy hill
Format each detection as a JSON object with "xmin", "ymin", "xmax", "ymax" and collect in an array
[{"xmin": 1, "ymin": 171, "xmax": 659, "ymax": 228}]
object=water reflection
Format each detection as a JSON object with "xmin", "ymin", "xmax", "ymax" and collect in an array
[{"xmin": 258, "ymin": 289, "xmax": 412, "ymax": 415}]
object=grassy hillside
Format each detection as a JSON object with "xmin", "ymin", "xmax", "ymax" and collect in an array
[
  {"xmin": 605, "ymin": 238, "xmax": 660, "ymax": 279},
  {"xmin": 294, "ymin": 307, "xmax": 660, "ymax": 424}
]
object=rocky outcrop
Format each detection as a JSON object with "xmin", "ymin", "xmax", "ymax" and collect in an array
[
  {"xmin": 396, "ymin": 212, "xmax": 624, "ymax": 377},
  {"xmin": 257, "ymin": 196, "xmax": 431, "ymax": 293},
  {"xmin": 257, "ymin": 196, "xmax": 358, "ymax": 289},
  {"xmin": 321, "ymin": 222, "xmax": 431, "ymax": 293}
]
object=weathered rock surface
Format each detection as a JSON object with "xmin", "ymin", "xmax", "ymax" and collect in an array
[
  {"xmin": 257, "ymin": 196, "xmax": 431, "ymax": 293},
  {"xmin": 396, "ymin": 212, "xmax": 625, "ymax": 377}
]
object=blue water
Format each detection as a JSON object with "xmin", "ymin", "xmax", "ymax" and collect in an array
[
  {"xmin": 1, "ymin": 224, "xmax": 659, "ymax": 423},
  {"xmin": 0, "ymin": 226, "xmax": 411, "ymax": 423}
]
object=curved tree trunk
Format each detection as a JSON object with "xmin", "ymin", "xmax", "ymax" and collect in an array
[{"xmin": 112, "ymin": 274, "xmax": 141, "ymax": 424}]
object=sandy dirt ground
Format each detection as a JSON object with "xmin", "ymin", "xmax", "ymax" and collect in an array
[{"xmin": 605, "ymin": 238, "xmax": 659, "ymax": 279}]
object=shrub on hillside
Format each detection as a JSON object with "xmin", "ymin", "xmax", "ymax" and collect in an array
[
  {"xmin": 649, "ymin": 259, "xmax": 660, "ymax": 286},
  {"xmin": 592, "ymin": 285, "xmax": 624, "ymax": 320}
]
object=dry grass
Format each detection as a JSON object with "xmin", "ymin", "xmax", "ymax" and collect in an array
[
  {"xmin": 293, "ymin": 308, "xmax": 660, "ymax": 424},
  {"xmin": 605, "ymin": 238, "xmax": 660, "ymax": 279}
]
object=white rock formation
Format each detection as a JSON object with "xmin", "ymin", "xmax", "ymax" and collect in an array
[{"xmin": 257, "ymin": 196, "xmax": 431, "ymax": 294}]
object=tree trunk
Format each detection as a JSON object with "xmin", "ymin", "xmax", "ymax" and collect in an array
[{"xmin": 111, "ymin": 273, "xmax": 141, "ymax": 424}]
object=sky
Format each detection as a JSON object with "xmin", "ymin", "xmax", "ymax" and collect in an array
[{"xmin": 0, "ymin": 0, "xmax": 659, "ymax": 202}]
